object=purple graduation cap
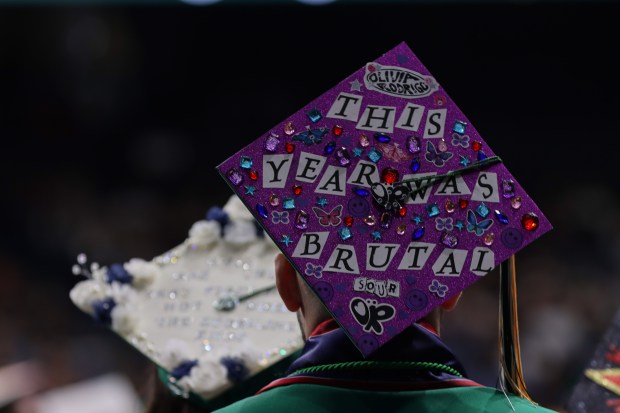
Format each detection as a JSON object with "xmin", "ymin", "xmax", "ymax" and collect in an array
[{"xmin": 217, "ymin": 42, "xmax": 552, "ymax": 357}]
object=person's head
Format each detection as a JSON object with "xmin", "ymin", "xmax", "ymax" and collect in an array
[{"xmin": 274, "ymin": 253, "xmax": 461, "ymax": 340}]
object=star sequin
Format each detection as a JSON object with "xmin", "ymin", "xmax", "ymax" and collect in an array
[
  {"xmin": 370, "ymin": 230, "xmax": 382, "ymax": 241},
  {"xmin": 411, "ymin": 215, "xmax": 423, "ymax": 225},
  {"xmin": 352, "ymin": 147, "xmax": 363, "ymax": 157},
  {"xmin": 316, "ymin": 197, "xmax": 328, "ymax": 207},
  {"xmin": 459, "ymin": 155, "xmax": 471, "ymax": 167},
  {"xmin": 454, "ymin": 220, "xmax": 465, "ymax": 231},
  {"xmin": 350, "ymin": 79, "xmax": 362, "ymax": 92},
  {"xmin": 244, "ymin": 185, "xmax": 257, "ymax": 196},
  {"xmin": 280, "ymin": 235, "xmax": 293, "ymax": 247}
]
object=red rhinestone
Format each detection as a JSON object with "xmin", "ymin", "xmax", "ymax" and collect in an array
[
  {"xmin": 521, "ymin": 213, "xmax": 539, "ymax": 231},
  {"xmin": 472, "ymin": 141, "xmax": 482, "ymax": 152},
  {"xmin": 459, "ymin": 199, "xmax": 468, "ymax": 209},
  {"xmin": 398, "ymin": 206, "xmax": 407, "ymax": 217},
  {"xmin": 249, "ymin": 170, "xmax": 259, "ymax": 181},
  {"xmin": 293, "ymin": 185, "xmax": 302, "ymax": 196},
  {"xmin": 344, "ymin": 216, "xmax": 354, "ymax": 227},
  {"xmin": 332, "ymin": 125, "xmax": 343, "ymax": 136},
  {"xmin": 381, "ymin": 167, "xmax": 399, "ymax": 184},
  {"xmin": 285, "ymin": 143, "xmax": 295, "ymax": 153}
]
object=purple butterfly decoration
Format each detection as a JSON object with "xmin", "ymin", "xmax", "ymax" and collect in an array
[
  {"xmin": 312, "ymin": 205, "xmax": 343, "ymax": 227},
  {"xmin": 424, "ymin": 141, "xmax": 453, "ymax": 167}
]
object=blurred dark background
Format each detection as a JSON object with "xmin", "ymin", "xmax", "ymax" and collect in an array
[{"xmin": 1, "ymin": 1, "xmax": 619, "ymax": 412}]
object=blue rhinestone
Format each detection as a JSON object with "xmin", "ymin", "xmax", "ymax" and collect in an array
[
  {"xmin": 374, "ymin": 133, "xmax": 391, "ymax": 143},
  {"xmin": 410, "ymin": 157, "xmax": 421, "ymax": 173},
  {"xmin": 476, "ymin": 203, "xmax": 490, "ymax": 218},
  {"xmin": 453, "ymin": 120, "xmax": 467, "ymax": 134},
  {"xmin": 412, "ymin": 226, "xmax": 425, "ymax": 240},
  {"xmin": 477, "ymin": 151, "xmax": 488, "ymax": 161},
  {"xmin": 426, "ymin": 204, "xmax": 440, "ymax": 217},
  {"xmin": 367, "ymin": 148, "xmax": 383, "ymax": 163},
  {"xmin": 307, "ymin": 109, "xmax": 322, "ymax": 123},
  {"xmin": 494, "ymin": 210, "xmax": 509, "ymax": 224},
  {"xmin": 256, "ymin": 204, "xmax": 268, "ymax": 219},
  {"xmin": 283, "ymin": 197, "xmax": 296, "ymax": 209},
  {"xmin": 353, "ymin": 187, "xmax": 370, "ymax": 197},
  {"xmin": 239, "ymin": 156, "xmax": 253, "ymax": 169},
  {"xmin": 227, "ymin": 168, "xmax": 243, "ymax": 186},
  {"xmin": 338, "ymin": 227, "xmax": 353, "ymax": 240},
  {"xmin": 324, "ymin": 141, "xmax": 337, "ymax": 155}
]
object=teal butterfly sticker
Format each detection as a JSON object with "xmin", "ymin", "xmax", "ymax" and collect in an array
[
  {"xmin": 466, "ymin": 209, "xmax": 493, "ymax": 236},
  {"xmin": 292, "ymin": 128, "xmax": 329, "ymax": 146}
]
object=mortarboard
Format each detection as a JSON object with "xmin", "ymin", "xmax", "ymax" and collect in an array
[
  {"xmin": 567, "ymin": 307, "xmax": 620, "ymax": 413},
  {"xmin": 216, "ymin": 41, "xmax": 552, "ymax": 363},
  {"xmin": 69, "ymin": 195, "xmax": 303, "ymax": 409}
]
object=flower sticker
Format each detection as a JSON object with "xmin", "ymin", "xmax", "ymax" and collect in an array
[
  {"xmin": 429, "ymin": 279, "xmax": 448, "ymax": 298},
  {"xmin": 304, "ymin": 262, "xmax": 323, "ymax": 279},
  {"xmin": 271, "ymin": 210, "xmax": 290, "ymax": 224},
  {"xmin": 451, "ymin": 133, "xmax": 470, "ymax": 149},
  {"xmin": 435, "ymin": 217, "xmax": 454, "ymax": 232}
]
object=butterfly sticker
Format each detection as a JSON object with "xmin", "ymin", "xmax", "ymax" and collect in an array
[
  {"xmin": 292, "ymin": 127, "xmax": 329, "ymax": 146},
  {"xmin": 370, "ymin": 182, "xmax": 409, "ymax": 212},
  {"xmin": 350, "ymin": 298, "xmax": 395, "ymax": 335},
  {"xmin": 466, "ymin": 209, "xmax": 493, "ymax": 236},
  {"xmin": 377, "ymin": 142, "xmax": 413, "ymax": 163},
  {"xmin": 424, "ymin": 141, "xmax": 453, "ymax": 167},
  {"xmin": 271, "ymin": 210, "xmax": 289, "ymax": 224},
  {"xmin": 312, "ymin": 205, "xmax": 343, "ymax": 227}
]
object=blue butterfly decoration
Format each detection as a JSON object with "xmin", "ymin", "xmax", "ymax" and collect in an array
[
  {"xmin": 466, "ymin": 209, "xmax": 493, "ymax": 236},
  {"xmin": 292, "ymin": 128, "xmax": 329, "ymax": 145},
  {"xmin": 424, "ymin": 141, "xmax": 453, "ymax": 167}
]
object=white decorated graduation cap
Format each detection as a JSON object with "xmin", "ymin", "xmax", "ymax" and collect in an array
[
  {"xmin": 216, "ymin": 42, "xmax": 552, "ymax": 358},
  {"xmin": 70, "ymin": 195, "xmax": 303, "ymax": 409}
]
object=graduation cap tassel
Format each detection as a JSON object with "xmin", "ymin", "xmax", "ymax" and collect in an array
[{"xmin": 498, "ymin": 254, "xmax": 535, "ymax": 403}]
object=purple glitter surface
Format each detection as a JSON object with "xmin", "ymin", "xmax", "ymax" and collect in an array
[{"xmin": 217, "ymin": 42, "xmax": 552, "ymax": 357}]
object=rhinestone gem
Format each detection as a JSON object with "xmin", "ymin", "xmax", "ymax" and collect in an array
[
  {"xmin": 453, "ymin": 120, "xmax": 467, "ymax": 134},
  {"xmin": 410, "ymin": 158, "xmax": 421, "ymax": 173},
  {"xmin": 494, "ymin": 210, "xmax": 509, "ymax": 224},
  {"xmin": 381, "ymin": 168, "xmax": 399, "ymax": 184},
  {"xmin": 454, "ymin": 220, "xmax": 465, "ymax": 231},
  {"xmin": 338, "ymin": 227, "xmax": 353, "ymax": 240},
  {"xmin": 264, "ymin": 134, "xmax": 280, "ymax": 152},
  {"xmin": 332, "ymin": 125, "xmax": 343, "ymax": 136},
  {"xmin": 363, "ymin": 215, "xmax": 377, "ymax": 226},
  {"xmin": 398, "ymin": 206, "xmax": 407, "ymax": 217},
  {"xmin": 445, "ymin": 200, "xmax": 456, "ymax": 213},
  {"xmin": 521, "ymin": 213, "xmax": 539, "ymax": 231},
  {"xmin": 324, "ymin": 141, "xmax": 337, "ymax": 155},
  {"xmin": 335, "ymin": 147, "xmax": 351, "ymax": 166},
  {"xmin": 380, "ymin": 212, "xmax": 392, "ymax": 229},
  {"xmin": 249, "ymin": 170, "xmax": 259, "ymax": 181},
  {"xmin": 227, "ymin": 168, "xmax": 243, "ymax": 186},
  {"xmin": 472, "ymin": 141, "xmax": 482, "ymax": 151},
  {"xmin": 240, "ymin": 156, "xmax": 253, "ymax": 169},
  {"xmin": 511, "ymin": 196, "xmax": 522, "ymax": 210},
  {"xmin": 256, "ymin": 204, "xmax": 268, "ymax": 219},
  {"xmin": 295, "ymin": 210, "xmax": 309, "ymax": 230},
  {"xmin": 458, "ymin": 199, "xmax": 468, "ymax": 209},
  {"xmin": 426, "ymin": 203, "xmax": 440, "ymax": 217},
  {"xmin": 367, "ymin": 148, "xmax": 383, "ymax": 163},
  {"xmin": 484, "ymin": 232, "xmax": 495, "ymax": 246},
  {"xmin": 437, "ymin": 139, "xmax": 448, "ymax": 153},
  {"xmin": 344, "ymin": 216, "xmax": 354, "ymax": 227},
  {"xmin": 353, "ymin": 187, "xmax": 370, "ymax": 197},
  {"xmin": 407, "ymin": 136, "xmax": 421, "ymax": 154},
  {"xmin": 283, "ymin": 122, "xmax": 296, "ymax": 136},
  {"xmin": 307, "ymin": 108, "xmax": 322, "ymax": 123},
  {"xmin": 293, "ymin": 185, "xmax": 302, "ymax": 196},
  {"xmin": 412, "ymin": 226, "xmax": 425, "ymax": 240},
  {"xmin": 269, "ymin": 194, "xmax": 280, "ymax": 207},
  {"xmin": 440, "ymin": 231, "xmax": 458, "ymax": 248},
  {"xmin": 285, "ymin": 143, "xmax": 295, "ymax": 153},
  {"xmin": 477, "ymin": 151, "xmax": 488, "ymax": 161},
  {"xmin": 283, "ymin": 198, "xmax": 295, "ymax": 210},
  {"xmin": 359, "ymin": 134, "xmax": 370, "ymax": 147},
  {"xmin": 374, "ymin": 133, "xmax": 391, "ymax": 143},
  {"xmin": 476, "ymin": 203, "xmax": 490, "ymax": 218},
  {"xmin": 502, "ymin": 180, "xmax": 515, "ymax": 199},
  {"xmin": 396, "ymin": 223, "xmax": 407, "ymax": 235}
]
